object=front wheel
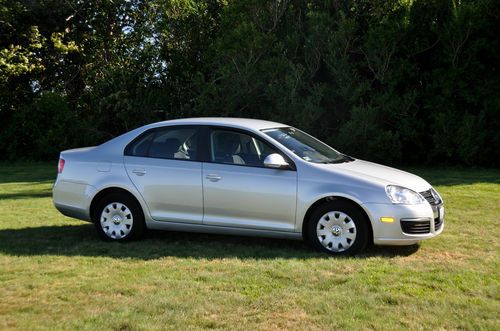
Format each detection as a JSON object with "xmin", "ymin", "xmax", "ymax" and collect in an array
[
  {"xmin": 94, "ymin": 193, "xmax": 145, "ymax": 241},
  {"xmin": 306, "ymin": 200, "xmax": 369, "ymax": 255}
]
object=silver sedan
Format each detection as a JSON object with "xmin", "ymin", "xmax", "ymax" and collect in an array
[{"xmin": 53, "ymin": 118, "xmax": 444, "ymax": 255}]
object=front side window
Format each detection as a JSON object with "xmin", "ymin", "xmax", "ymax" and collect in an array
[
  {"xmin": 262, "ymin": 127, "xmax": 348, "ymax": 163},
  {"xmin": 126, "ymin": 127, "xmax": 198, "ymax": 160},
  {"xmin": 210, "ymin": 130, "xmax": 279, "ymax": 167}
]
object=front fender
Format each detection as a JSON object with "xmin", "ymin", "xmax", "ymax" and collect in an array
[
  {"xmin": 294, "ymin": 172, "xmax": 386, "ymax": 232},
  {"xmin": 295, "ymin": 190, "xmax": 373, "ymax": 232}
]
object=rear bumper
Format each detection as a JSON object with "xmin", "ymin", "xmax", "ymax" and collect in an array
[
  {"xmin": 53, "ymin": 202, "xmax": 91, "ymax": 222},
  {"xmin": 52, "ymin": 179, "xmax": 96, "ymax": 222},
  {"xmin": 363, "ymin": 202, "xmax": 444, "ymax": 246}
]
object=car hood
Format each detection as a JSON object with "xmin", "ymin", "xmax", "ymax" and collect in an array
[{"xmin": 316, "ymin": 159, "xmax": 431, "ymax": 192}]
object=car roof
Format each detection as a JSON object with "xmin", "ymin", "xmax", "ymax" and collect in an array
[
  {"xmin": 99, "ymin": 117, "xmax": 290, "ymax": 151},
  {"xmin": 149, "ymin": 117, "xmax": 288, "ymax": 131}
]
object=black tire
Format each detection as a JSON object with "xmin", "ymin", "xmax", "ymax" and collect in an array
[
  {"xmin": 93, "ymin": 193, "xmax": 145, "ymax": 242},
  {"xmin": 305, "ymin": 200, "xmax": 369, "ymax": 255}
]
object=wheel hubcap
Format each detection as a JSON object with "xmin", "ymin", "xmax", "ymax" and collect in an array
[
  {"xmin": 112, "ymin": 215, "xmax": 122, "ymax": 225},
  {"xmin": 100, "ymin": 202, "xmax": 133, "ymax": 239},
  {"xmin": 316, "ymin": 211, "xmax": 357, "ymax": 252},
  {"xmin": 331, "ymin": 225, "xmax": 342, "ymax": 237}
]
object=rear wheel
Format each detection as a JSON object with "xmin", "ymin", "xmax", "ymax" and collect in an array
[
  {"xmin": 306, "ymin": 200, "xmax": 369, "ymax": 255},
  {"xmin": 94, "ymin": 193, "xmax": 145, "ymax": 241}
]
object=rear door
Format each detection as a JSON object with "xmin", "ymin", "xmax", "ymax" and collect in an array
[
  {"xmin": 124, "ymin": 125, "xmax": 203, "ymax": 224},
  {"xmin": 202, "ymin": 128, "xmax": 297, "ymax": 231}
]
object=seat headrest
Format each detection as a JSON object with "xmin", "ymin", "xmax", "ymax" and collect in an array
[{"xmin": 215, "ymin": 133, "xmax": 241, "ymax": 155}]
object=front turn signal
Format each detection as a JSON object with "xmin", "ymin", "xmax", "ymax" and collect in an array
[{"xmin": 380, "ymin": 217, "xmax": 395, "ymax": 223}]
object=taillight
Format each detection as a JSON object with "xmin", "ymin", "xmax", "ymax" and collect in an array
[{"xmin": 58, "ymin": 158, "xmax": 65, "ymax": 173}]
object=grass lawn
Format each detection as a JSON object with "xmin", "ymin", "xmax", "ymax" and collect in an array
[{"xmin": 0, "ymin": 163, "xmax": 498, "ymax": 330}]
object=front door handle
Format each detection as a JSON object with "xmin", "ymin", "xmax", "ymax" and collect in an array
[
  {"xmin": 205, "ymin": 174, "xmax": 222, "ymax": 182},
  {"xmin": 132, "ymin": 168, "xmax": 146, "ymax": 176}
]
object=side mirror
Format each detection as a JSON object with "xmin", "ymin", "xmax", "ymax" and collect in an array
[{"xmin": 263, "ymin": 153, "xmax": 289, "ymax": 169}]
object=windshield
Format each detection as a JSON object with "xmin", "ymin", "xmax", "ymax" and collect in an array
[{"xmin": 262, "ymin": 127, "xmax": 349, "ymax": 164}]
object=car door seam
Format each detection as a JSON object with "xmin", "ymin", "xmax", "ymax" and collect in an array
[{"xmin": 201, "ymin": 161, "xmax": 205, "ymax": 225}]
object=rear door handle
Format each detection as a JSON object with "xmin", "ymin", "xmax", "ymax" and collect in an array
[
  {"xmin": 132, "ymin": 168, "xmax": 146, "ymax": 176},
  {"xmin": 205, "ymin": 174, "xmax": 222, "ymax": 182}
]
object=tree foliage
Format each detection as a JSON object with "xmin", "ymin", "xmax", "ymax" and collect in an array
[{"xmin": 0, "ymin": 0, "xmax": 498, "ymax": 166}]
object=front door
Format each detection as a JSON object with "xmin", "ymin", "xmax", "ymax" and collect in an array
[{"xmin": 202, "ymin": 128, "xmax": 297, "ymax": 231}]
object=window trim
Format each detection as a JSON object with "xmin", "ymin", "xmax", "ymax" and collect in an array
[
  {"xmin": 124, "ymin": 125, "xmax": 203, "ymax": 162},
  {"xmin": 205, "ymin": 126, "xmax": 296, "ymax": 171}
]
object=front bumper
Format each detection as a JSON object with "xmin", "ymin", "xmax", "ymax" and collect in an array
[{"xmin": 363, "ymin": 202, "xmax": 444, "ymax": 246}]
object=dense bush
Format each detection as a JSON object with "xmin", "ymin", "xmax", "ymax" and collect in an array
[
  {"xmin": 0, "ymin": 0, "xmax": 498, "ymax": 166},
  {"xmin": 0, "ymin": 93, "xmax": 84, "ymax": 160}
]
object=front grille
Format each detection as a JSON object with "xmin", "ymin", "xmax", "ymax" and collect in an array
[
  {"xmin": 434, "ymin": 217, "xmax": 443, "ymax": 231},
  {"xmin": 401, "ymin": 220, "xmax": 431, "ymax": 234},
  {"xmin": 419, "ymin": 189, "xmax": 440, "ymax": 206}
]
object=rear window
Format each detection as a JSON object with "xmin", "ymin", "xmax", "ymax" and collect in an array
[{"xmin": 125, "ymin": 127, "xmax": 199, "ymax": 160}]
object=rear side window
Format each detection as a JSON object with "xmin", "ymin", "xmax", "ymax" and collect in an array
[{"xmin": 125, "ymin": 127, "xmax": 199, "ymax": 160}]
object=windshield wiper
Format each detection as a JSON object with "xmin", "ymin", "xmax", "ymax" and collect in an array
[
  {"xmin": 321, "ymin": 159, "xmax": 346, "ymax": 164},
  {"xmin": 319, "ymin": 154, "xmax": 355, "ymax": 164},
  {"xmin": 341, "ymin": 154, "xmax": 355, "ymax": 162}
]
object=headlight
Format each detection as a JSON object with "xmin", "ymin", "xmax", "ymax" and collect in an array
[{"xmin": 385, "ymin": 185, "xmax": 425, "ymax": 204}]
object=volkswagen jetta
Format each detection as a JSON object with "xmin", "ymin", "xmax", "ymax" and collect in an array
[{"xmin": 53, "ymin": 118, "xmax": 444, "ymax": 255}]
